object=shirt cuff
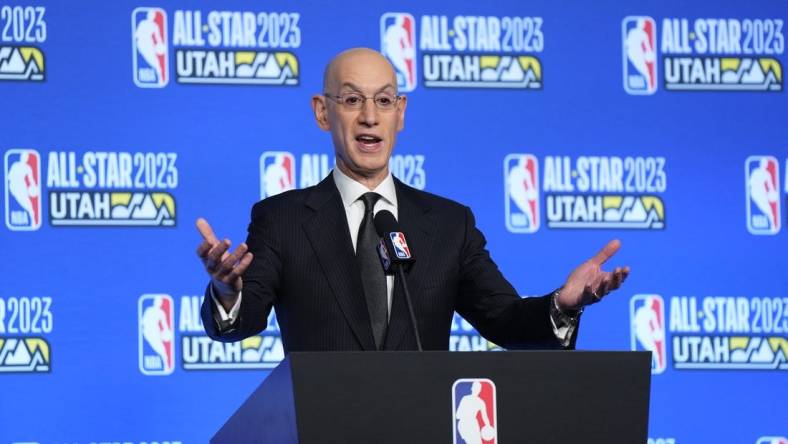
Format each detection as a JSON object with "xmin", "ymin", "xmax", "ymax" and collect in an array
[
  {"xmin": 549, "ymin": 291, "xmax": 581, "ymax": 347},
  {"xmin": 210, "ymin": 285, "xmax": 242, "ymax": 323}
]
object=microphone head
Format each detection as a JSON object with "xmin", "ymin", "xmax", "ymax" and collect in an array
[
  {"xmin": 374, "ymin": 210, "xmax": 399, "ymax": 237},
  {"xmin": 373, "ymin": 210, "xmax": 415, "ymax": 265}
]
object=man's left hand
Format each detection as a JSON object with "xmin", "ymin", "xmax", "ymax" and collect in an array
[{"xmin": 556, "ymin": 239, "xmax": 630, "ymax": 311}]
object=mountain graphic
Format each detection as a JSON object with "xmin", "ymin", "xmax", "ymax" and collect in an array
[
  {"xmin": 0, "ymin": 47, "xmax": 26, "ymax": 73},
  {"xmin": 4, "ymin": 339, "xmax": 32, "ymax": 365},
  {"xmin": 499, "ymin": 57, "xmax": 526, "ymax": 82},
  {"xmin": 0, "ymin": 47, "xmax": 43, "ymax": 80}
]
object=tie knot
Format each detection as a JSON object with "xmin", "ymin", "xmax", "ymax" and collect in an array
[{"xmin": 360, "ymin": 192, "xmax": 381, "ymax": 213}]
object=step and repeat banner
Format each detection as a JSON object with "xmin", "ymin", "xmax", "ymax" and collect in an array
[{"xmin": 1, "ymin": 0, "xmax": 786, "ymax": 443}]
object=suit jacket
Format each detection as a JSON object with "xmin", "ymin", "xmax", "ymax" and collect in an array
[{"xmin": 202, "ymin": 174, "xmax": 576, "ymax": 351}]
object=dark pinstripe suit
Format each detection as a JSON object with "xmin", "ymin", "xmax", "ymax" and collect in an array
[{"xmin": 202, "ymin": 174, "xmax": 573, "ymax": 351}]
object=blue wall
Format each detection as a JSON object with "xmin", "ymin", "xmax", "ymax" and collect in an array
[{"xmin": 1, "ymin": 1, "xmax": 786, "ymax": 443}]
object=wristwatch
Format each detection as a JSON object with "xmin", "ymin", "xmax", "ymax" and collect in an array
[{"xmin": 551, "ymin": 287, "xmax": 583, "ymax": 324}]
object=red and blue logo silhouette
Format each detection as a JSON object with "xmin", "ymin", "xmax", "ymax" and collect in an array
[
  {"xmin": 259, "ymin": 151, "xmax": 296, "ymax": 199},
  {"xmin": 4, "ymin": 149, "xmax": 41, "ymax": 231},
  {"xmin": 623, "ymin": 16, "xmax": 657, "ymax": 95},
  {"xmin": 452, "ymin": 378, "xmax": 497, "ymax": 444},
  {"xmin": 504, "ymin": 154, "xmax": 539, "ymax": 233},
  {"xmin": 132, "ymin": 7, "xmax": 169, "ymax": 87},
  {"xmin": 138, "ymin": 294, "xmax": 175, "ymax": 375},
  {"xmin": 631, "ymin": 294, "xmax": 667, "ymax": 374},
  {"xmin": 389, "ymin": 232, "xmax": 411, "ymax": 259},
  {"xmin": 381, "ymin": 12, "xmax": 417, "ymax": 92},
  {"xmin": 746, "ymin": 156, "xmax": 780, "ymax": 235}
]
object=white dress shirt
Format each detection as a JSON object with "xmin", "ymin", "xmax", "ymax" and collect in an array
[{"xmin": 212, "ymin": 168, "xmax": 575, "ymax": 346}]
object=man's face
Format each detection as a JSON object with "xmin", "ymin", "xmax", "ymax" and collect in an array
[{"xmin": 313, "ymin": 50, "xmax": 407, "ymax": 183}]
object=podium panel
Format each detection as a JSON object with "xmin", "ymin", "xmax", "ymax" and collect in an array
[{"xmin": 213, "ymin": 351, "xmax": 650, "ymax": 443}]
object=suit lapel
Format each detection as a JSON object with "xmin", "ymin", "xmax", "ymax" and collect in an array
[
  {"xmin": 302, "ymin": 175, "xmax": 377, "ymax": 351},
  {"xmin": 383, "ymin": 179, "xmax": 436, "ymax": 350}
]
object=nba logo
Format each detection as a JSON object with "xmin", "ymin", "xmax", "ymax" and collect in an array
[
  {"xmin": 746, "ymin": 156, "xmax": 781, "ymax": 235},
  {"xmin": 132, "ymin": 7, "xmax": 168, "ymax": 88},
  {"xmin": 504, "ymin": 154, "xmax": 539, "ymax": 233},
  {"xmin": 452, "ymin": 378, "xmax": 497, "ymax": 444},
  {"xmin": 4, "ymin": 149, "xmax": 42, "ymax": 231},
  {"xmin": 378, "ymin": 238, "xmax": 392, "ymax": 270},
  {"xmin": 630, "ymin": 294, "xmax": 666, "ymax": 374},
  {"xmin": 389, "ymin": 232, "xmax": 411, "ymax": 259},
  {"xmin": 757, "ymin": 437, "xmax": 788, "ymax": 444},
  {"xmin": 381, "ymin": 12, "xmax": 417, "ymax": 92},
  {"xmin": 260, "ymin": 151, "xmax": 296, "ymax": 199},
  {"xmin": 622, "ymin": 16, "xmax": 657, "ymax": 95},
  {"xmin": 138, "ymin": 294, "xmax": 175, "ymax": 375}
]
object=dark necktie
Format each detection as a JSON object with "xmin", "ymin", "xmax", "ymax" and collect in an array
[{"xmin": 357, "ymin": 192, "xmax": 387, "ymax": 349}]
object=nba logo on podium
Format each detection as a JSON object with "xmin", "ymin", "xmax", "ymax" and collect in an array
[
  {"xmin": 138, "ymin": 294, "xmax": 175, "ymax": 375},
  {"xmin": 4, "ymin": 149, "xmax": 42, "ymax": 231},
  {"xmin": 380, "ymin": 12, "xmax": 417, "ymax": 92},
  {"xmin": 622, "ymin": 16, "xmax": 657, "ymax": 95},
  {"xmin": 745, "ymin": 156, "xmax": 781, "ymax": 235},
  {"xmin": 504, "ymin": 154, "xmax": 539, "ymax": 233},
  {"xmin": 132, "ymin": 7, "xmax": 169, "ymax": 88},
  {"xmin": 259, "ymin": 151, "xmax": 296, "ymax": 199},
  {"xmin": 630, "ymin": 294, "xmax": 666, "ymax": 374},
  {"xmin": 452, "ymin": 378, "xmax": 497, "ymax": 444}
]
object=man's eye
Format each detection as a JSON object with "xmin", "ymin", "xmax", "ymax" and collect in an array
[
  {"xmin": 343, "ymin": 95, "xmax": 363, "ymax": 105},
  {"xmin": 376, "ymin": 96, "xmax": 394, "ymax": 106}
]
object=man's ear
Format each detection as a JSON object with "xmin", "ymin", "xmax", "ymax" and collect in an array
[
  {"xmin": 396, "ymin": 95, "xmax": 408, "ymax": 132},
  {"xmin": 311, "ymin": 95, "xmax": 330, "ymax": 131}
]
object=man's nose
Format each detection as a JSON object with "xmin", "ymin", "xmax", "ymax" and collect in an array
[{"xmin": 357, "ymin": 98, "xmax": 379, "ymax": 126}]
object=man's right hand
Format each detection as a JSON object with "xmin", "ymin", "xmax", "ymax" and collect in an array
[{"xmin": 195, "ymin": 218, "xmax": 254, "ymax": 311}]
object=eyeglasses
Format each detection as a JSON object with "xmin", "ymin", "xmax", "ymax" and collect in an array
[{"xmin": 324, "ymin": 91, "xmax": 401, "ymax": 110}]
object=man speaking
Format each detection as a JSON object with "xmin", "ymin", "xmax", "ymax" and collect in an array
[{"xmin": 195, "ymin": 48, "xmax": 629, "ymax": 351}]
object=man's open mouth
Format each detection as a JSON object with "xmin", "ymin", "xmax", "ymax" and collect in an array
[{"xmin": 355, "ymin": 134, "xmax": 383, "ymax": 150}]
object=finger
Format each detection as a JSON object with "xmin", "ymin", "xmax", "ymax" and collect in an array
[
  {"xmin": 196, "ymin": 218, "xmax": 219, "ymax": 243},
  {"xmin": 590, "ymin": 239, "xmax": 621, "ymax": 266},
  {"xmin": 222, "ymin": 252, "xmax": 254, "ymax": 284},
  {"xmin": 216, "ymin": 243, "xmax": 249, "ymax": 276},
  {"xmin": 206, "ymin": 239, "xmax": 231, "ymax": 266},
  {"xmin": 196, "ymin": 239, "xmax": 216, "ymax": 257},
  {"xmin": 615, "ymin": 267, "xmax": 625, "ymax": 287},
  {"xmin": 622, "ymin": 266, "xmax": 631, "ymax": 282},
  {"xmin": 607, "ymin": 268, "xmax": 623, "ymax": 291},
  {"xmin": 221, "ymin": 252, "xmax": 253, "ymax": 284}
]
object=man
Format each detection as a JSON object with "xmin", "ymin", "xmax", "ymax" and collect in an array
[{"xmin": 195, "ymin": 48, "xmax": 629, "ymax": 351}]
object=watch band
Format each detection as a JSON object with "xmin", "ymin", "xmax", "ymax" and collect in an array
[{"xmin": 551, "ymin": 287, "xmax": 583, "ymax": 324}]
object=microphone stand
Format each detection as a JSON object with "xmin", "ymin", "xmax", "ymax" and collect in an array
[{"xmin": 396, "ymin": 264, "xmax": 423, "ymax": 351}]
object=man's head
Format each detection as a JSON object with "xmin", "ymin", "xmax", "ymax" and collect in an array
[
  {"xmin": 311, "ymin": 48, "xmax": 407, "ymax": 188},
  {"xmin": 471, "ymin": 381, "xmax": 482, "ymax": 395}
]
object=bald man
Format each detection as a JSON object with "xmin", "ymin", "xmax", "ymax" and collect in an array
[{"xmin": 196, "ymin": 48, "xmax": 629, "ymax": 351}]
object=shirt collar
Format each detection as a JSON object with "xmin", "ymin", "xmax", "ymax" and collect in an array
[{"xmin": 333, "ymin": 167, "xmax": 397, "ymax": 210}]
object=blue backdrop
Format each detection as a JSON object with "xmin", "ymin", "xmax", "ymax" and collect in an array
[{"xmin": 1, "ymin": 1, "xmax": 786, "ymax": 443}]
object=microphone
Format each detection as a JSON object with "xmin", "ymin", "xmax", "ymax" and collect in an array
[
  {"xmin": 373, "ymin": 210, "xmax": 416, "ymax": 273},
  {"xmin": 373, "ymin": 210, "xmax": 422, "ymax": 351}
]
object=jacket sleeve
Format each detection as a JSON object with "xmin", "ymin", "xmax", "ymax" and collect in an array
[
  {"xmin": 201, "ymin": 201, "xmax": 282, "ymax": 342},
  {"xmin": 454, "ymin": 206, "xmax": 578, "ymax": 350}
]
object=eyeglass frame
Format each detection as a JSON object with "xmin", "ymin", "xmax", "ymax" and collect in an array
[{"xmin": 323, "ymin": 91, "xmax": 403, "ymax": 111}]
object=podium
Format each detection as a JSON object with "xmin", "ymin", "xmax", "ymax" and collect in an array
[{"xmin": 212, "ymin": 351, "xmax": 650, "ymax": 443}]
